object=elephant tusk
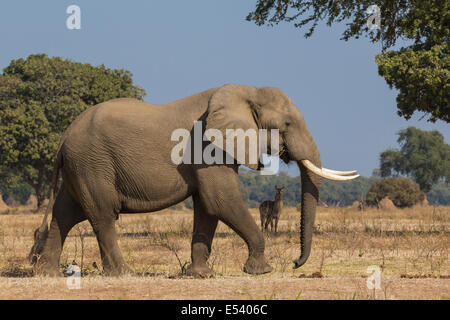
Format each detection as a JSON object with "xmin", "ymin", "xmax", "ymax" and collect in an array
[
  {"xmin": 322, "ymin": 168, "xmax": 358, "ymax": 176},
  {"xmin": 301, "ymin": 160, "xmax": 360, "ymax": 181}
]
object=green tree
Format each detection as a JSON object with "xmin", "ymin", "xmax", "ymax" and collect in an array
[
  {"xmin": 247, "ymin": 0, "xmax": 449, "ymax": 122},
  {"xmin": 0, "ymin": 165, "xmax": 33, "ymax": 205},
  {"xmin": 427, "ymin": 181, "xmax": 450, "ymax": 205},
  {"xmin": 238, "ymin": 168, "xmax": 376, "ymax": 207},
  {"xmin": 0, "ymin": 168, "xmax": 33, "ymax": 206},
  {"xmin": 380, "ymin": 127, "xmax": 450, "ymax": 192},
  {"xmin": 320, "ymin": 176, "xmax": 376, "ymax": 206},
  {"xmin": 366, "ymin": 177, "xmax": 425, "ymax": 208},
  {"xmin": 0, "ymin": 54, "xmax": 146, "ymax": 209}
]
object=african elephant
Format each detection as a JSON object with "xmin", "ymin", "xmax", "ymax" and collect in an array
[{"xmin": 29, "ymin": 84, "xmax": 358, "ymax": 276}]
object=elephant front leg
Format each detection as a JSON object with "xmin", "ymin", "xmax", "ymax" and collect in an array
[
  {"xmin": 205, "ymin": 198, "xmax": 272, "ymax": 275},
  {"xmin": 196, "ymin": 166, "xmax": 273, "ymax": 275},
  {"xmin": 186, "ymin": 194, "xmax": 218, "ymax": 277},
  {"xmin": 224, "ymin": 208, "xmax": 272, "ymax": 275}
]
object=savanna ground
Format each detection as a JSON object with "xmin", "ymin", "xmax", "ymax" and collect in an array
[{"xmin": 0, "ymin": 205, "xmax": 448, "ymax": 300}]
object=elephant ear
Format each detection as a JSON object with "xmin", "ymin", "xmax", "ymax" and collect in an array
[{"xmin": 205, "ymin": 84, "xmax": 261, "ymax": 170}]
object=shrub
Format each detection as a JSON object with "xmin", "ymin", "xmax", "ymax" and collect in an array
[{"xmin": 366, "ymin": 177, "xmax": 425, "ymax": 208}]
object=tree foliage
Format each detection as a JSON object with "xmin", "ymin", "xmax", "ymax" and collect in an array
[
  {"xmin": 236, "ymin": 168, "xmax": 448, "ymax": 208},
  {"xmin": 376, "ymin": 43, "xmax": 449, "ymax": 122},
  {"xmin": 0, "ymin": 165, "xmax": 33, "ymax": 205},
  {"xmin": 366, "ymin": 177, "xmax": 425, "ymax": 208},
  {"xmin": 237, "ymin": 169, "xmax": 374, "ymax": 207},
  {"xmin": 0, "ymin": 54, "xmax": 146, "ymax": 208},
  {"xmin": 247, "ymin": 0, "xmax": 450, "ymax": 122},
  {"xmin": 380, "ymin": 127, "xmax": 450, "ymax": 192},
  {"xmin": 320, "ymin": 175, "xmax": 375, "ymax": 206},
  {"xmin": 427, "ymin": 180, "xmax": 450, "ymax": 205},
  {"xmin": 0, "ymin": 166, "xmax": 33, "ymax": 205}
]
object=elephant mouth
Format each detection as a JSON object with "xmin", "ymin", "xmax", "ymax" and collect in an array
[{"xmin": 279, "ymin": 142, "xmax": 290, "ymax": 164}]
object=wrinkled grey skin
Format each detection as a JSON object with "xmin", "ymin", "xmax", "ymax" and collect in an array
[{"xmin": 30, "ymin": 84, "xmax": 321, "ymax": 276}]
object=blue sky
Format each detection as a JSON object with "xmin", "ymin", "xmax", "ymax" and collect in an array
[{"xmin": 0, "ymin": 1, "xmax": 448, "ymax": 176}]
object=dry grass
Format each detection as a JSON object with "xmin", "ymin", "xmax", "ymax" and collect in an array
[{"xmin": 0, "ymin": 205, "xmax": 448, "ymax": 299}]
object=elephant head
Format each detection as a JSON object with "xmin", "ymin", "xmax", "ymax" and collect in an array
[{"xmin": 205, "ymin": 84, "xmax": 358, "ymax": 268}]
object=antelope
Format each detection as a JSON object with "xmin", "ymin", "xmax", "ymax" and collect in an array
[{"xmin": 259, "ymin": 185, "xmax": 284, "ymax": 233}]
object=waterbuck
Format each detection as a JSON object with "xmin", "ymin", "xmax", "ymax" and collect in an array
[{"xmin": 259, "ymin": 185, "xmax": 285, "ymax": 233}]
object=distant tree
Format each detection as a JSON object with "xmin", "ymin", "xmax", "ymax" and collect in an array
[
  {"xmin": 0, "ymin": 165, "xmax": 20, "ymax": 193},
  {"xmin": 427, "ymin": 181, "xmax": 450, "ymax": 206},
  {"xmin": 185, "ymin": 168, "xmax": 450, "ymax": 208},
  {"xmin": 372, "ymin": 168, "xmax": 382, "ymax": 177},
  {"xmin": 366, "ymin": 177, "xmax": 425, "ymax": 208},
  {"xmin": 380, "ymin": 127, "xmax": 450, "ymax": 192},
  {"xmin": 0, "ymin": 54, "xmax": 146, "ymax": 209},
  {"xmin": 238, "ymin": 168, "xmax": 377, "ymax": 207},
  {"xmin": 320, "ymin": 176, "xmax": 376, "ymax": 206},
  {"xmin": 238, "ymin": 169, "xmax": 300, "ymax": 207},
  {"xmin": 248, "ymin": 0, "xmax": 449, "ymax": 122},
  {"xmin": 0, "ymin": 166, "xmax": 33, "ymax": 205}
]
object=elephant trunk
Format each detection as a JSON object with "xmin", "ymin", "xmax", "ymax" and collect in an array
[{"xmin": 293, "ymin": 157, "xmax": 321, "ymax": 269}]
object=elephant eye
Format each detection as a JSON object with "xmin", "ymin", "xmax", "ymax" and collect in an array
[{"xmin": 285, "ymin": 121, "xmax": 291, "ymax": 127}]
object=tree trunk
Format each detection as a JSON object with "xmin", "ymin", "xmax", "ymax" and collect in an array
[
  {"xmin": 31, "ymin": 168, "xmax": 47, "ymax": 212},
  {"xmin": 35, "ymin": 169, "xmax": 47, "ymax": 211}
]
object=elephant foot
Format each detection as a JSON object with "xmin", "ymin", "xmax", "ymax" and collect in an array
[
  {"xmin": 185, "ymin": 264, "xmax": 215, "ymax": 278},
  {"xmin": 243, "ymin": 256, "xmax": 273, "ymax": 275},
  {"xmin": 33, "ymin": 261, "xmax": 61, "ymax": 277},
  {"xmin": 102, "ymin": 263, "xmax": 134, "ymax": 277}
]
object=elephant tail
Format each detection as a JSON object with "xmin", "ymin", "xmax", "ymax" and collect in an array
[{"xmin": 28, "ymin": 151, "xmax": 64, "ymax": 265}]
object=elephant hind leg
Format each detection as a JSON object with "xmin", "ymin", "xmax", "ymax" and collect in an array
[
  {"xmin": 34, "ymin": 188, "xmax": 86, "ymax": 276},
  {"xmin": 74, "ymin": 180, "xmax": 131, "ymax": 276},
  {"xmin": 186, "ymin": 193, "xmax": 218, "ymax": 276},
  {"xmin": 87, "ymin": 215, "xmax": 132, "ymax": 276}
]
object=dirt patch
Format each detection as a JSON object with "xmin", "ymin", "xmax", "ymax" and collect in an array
[
  {"xmin": 0, "ymin": 276, "xmax": 448, "ymax": 300},
  {"xmin": 298, "ymin": 272, "xmax": 323, "ymax": 278},
  {"xmin": 400, "ymin": 274, "xmax": 450, "ymax": 279}
]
